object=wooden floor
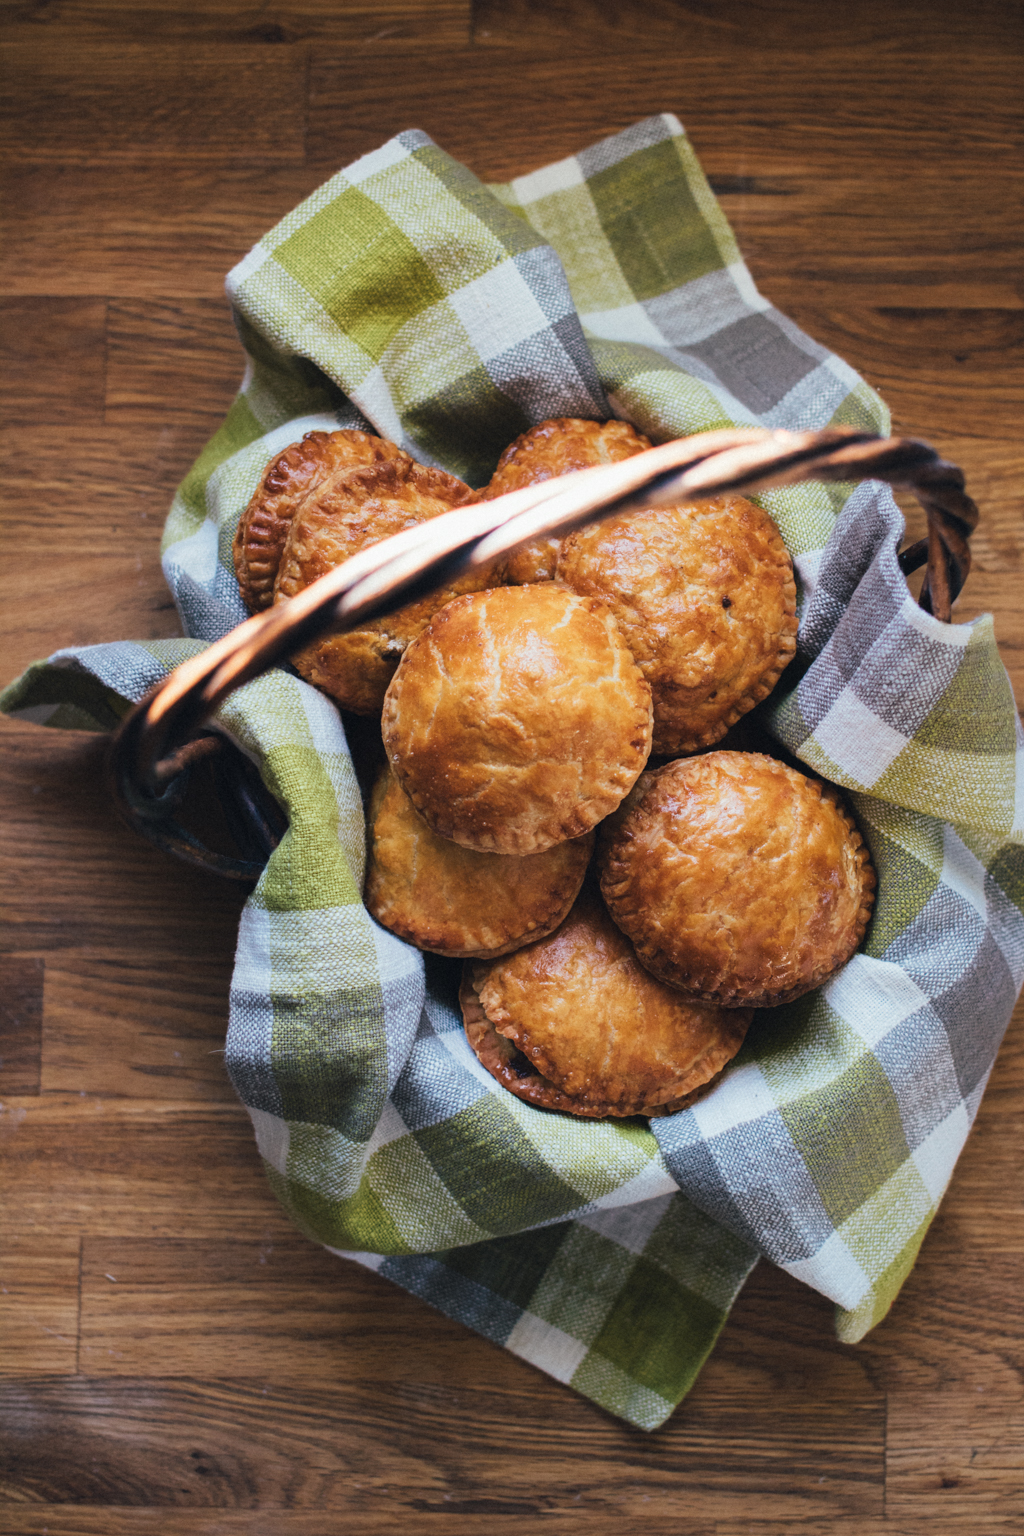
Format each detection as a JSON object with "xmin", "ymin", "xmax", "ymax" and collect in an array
[{"xmin": 1, "ymin": 2, "xmax": 1022, "ymax": 1529}]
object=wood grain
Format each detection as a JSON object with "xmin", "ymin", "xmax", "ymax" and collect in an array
[
  {"xmin": 715, "ymin": 175, "xmax": 1023, "ymax": 311},
  {"xmin": 41, "ymin": 950, "xmax": 238, "ymax": 1101},
  {"xmin": 307, "ymin": 47, "xmax": 1023, "ymax": 181},
  {"xmin": 0, "ymin": 1234, "xmax": 80, "ymax": 1375},
  {"xmin": 4, "ymin": 165, "xmax": 1019, "ymax": 307},
  {"xmin": 0, "ymin": 1302, "xmax": 888, "ymax": 1520},
  {"xmin": 0, "ymin": 426, "xmax": 216, "ymax": 549},
  {"xmin": 0, "ymin": 955, "xmax": 44, "ymax": 1094},
  {"xmin": 885, "ymin": 1399, "xmax": 1024, "ymax": 1524},
  {"xmin": 0, "ymin": 44, "xmax": 306, "ymax": 161},
  {"xmin": 472, "ymin": 0, "xmax": 1021, "ymax": 54},
  {"xmin": 0, "ymin": 298, "xmax": 107, "ymax": 427},
  {"xmin": 76, "ymin": 1238, "xmax": 497, "ymax": 1384},
  {"xmin": 105, "ymin": 299, "xmax": 243, "ymax": 425},
  {"xmin": 1, "ymin": 0, "xmax": 1022, "ymax": 1527},
  {"xmin": 0, "ymin": 163, "xmax": 317, "ymax": 299},
  {"xmin": 779, "ymin": 305, "xmax": 1024, "ymax": 441},
  {"xmin": 0, "ymin": 1517, "xmax": 1007, "ymax": 1536},
  {"xmin": 1, "ymin": 0, "xmax": 471, "ymax": 46},
  {"xmin": 0, "ymin": 729, "xmax": 248, "ymax": 951},
  {"xmin": 0, "ymin": 1095, "xmax": 291, "ymax": 1239}
]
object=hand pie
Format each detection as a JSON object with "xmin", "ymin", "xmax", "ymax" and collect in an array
[
  {"xmin": 461, "ymin": 886, "xmax": 752, "ymax": 1118},
  {"xmin": 557, "ymin": 495, "xmax": 798, "ymax": 755},
  {"xmin": 274, "ymin": 456, "xmax": 479, "ymax": 715},
  {"xmin": 233, "ymin": 429, "xmax": 409, "ymax": 613},
  {"xmin": 480, "ymin": 417, "xmax": 652, "ymax": 584},
  {"xmin": 382, "ymin": 584, "xmax": 653, "ymax": 855},
  {"xmin": 364, "ymin": 760, "xmax": 593, "ymax": 958},
  {"xmin": 599, "ymin": 751, "xmax": 876, "ymax": 1007}
]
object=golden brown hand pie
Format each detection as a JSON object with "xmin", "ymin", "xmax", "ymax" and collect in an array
[
  {"xmin": 364, "ymin": 760, "xmax": 593, "ymax": 958},
  {"xmin": 599, "ymin": 751, "xmax": 876, "ymax": 1007},
  {"xmin": 480, "ymin": 417, "xmax": 652, "ymax": 584},
  {"xmin": 461, "ymin": 886, "xmax": 752, "ymax": 1118},
  {"xmin": 233, "ymin": 429, "xmax": 410, "ymax": 613},
  {"xmin": 274, "ymin": 456, "xmax": 479, "ymax": 715},
  {"xmin": 382, "ymin": 584, "xmax": 653, "ymax": 856},
  {"xmin": 556, "ymin": 495, "xmax": 798, "ymax": 755}
]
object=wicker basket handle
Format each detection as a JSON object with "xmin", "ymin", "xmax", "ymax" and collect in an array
[{"xmin": 107, "ymin": 425, "xmax": 978, "ymax": 880}]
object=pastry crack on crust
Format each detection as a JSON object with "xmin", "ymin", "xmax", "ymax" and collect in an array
[
  {"xmin": 598, "ymin": 752, "xmax": 876, "ymax": 1009},
  {"xmin": 234, "ymin": 417, "xmax": 876, "ymax": 1120},
  {"xmin": 556, "ymin": 493, "xmax": 799, "ymax": 755},
  {"xmin": 273, "ymin": 453, "xmax": 482, "ymax": 715},
  {"xmin": 364, "ymin": 761, "xmax": 594, "ymax": 959},
  {"xmin": 462, "ymin": 887, "xmax": 753, "ymax": 1119},
  {"xmin": 382, "ymin": 584, "xmax": 653, "ymax": 856},
  {"xmin": 234, "ymin": 428, "xmax": 411, "ymax": 613}
]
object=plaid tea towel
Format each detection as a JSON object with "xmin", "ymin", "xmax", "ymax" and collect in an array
[{"xmin": 4, "ymin": 115, "xmax": 1022, "ymax": 1432}]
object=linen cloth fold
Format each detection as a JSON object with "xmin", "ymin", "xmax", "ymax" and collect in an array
[{"xmin": 4, "ymin": 114, "xmax": 1022, "ymax": 1432}]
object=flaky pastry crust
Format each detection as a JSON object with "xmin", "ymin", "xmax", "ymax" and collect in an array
[
  {"xmin": 274, "ymin": 457, "xmax": 479, "ymax": 715},
  {"xmin": 599, "ymin": 752, "xmax": 877, "ymax": 1007},
  {"xmin": 233, "ymin": 429, "xmax": 409, "ymax": 613},
  {"xmin": 382, "ymin": 585, "xmax": 653, "ymax": 855},
  {"xmin": 364, "ymin": 761, "xmax": 593, "ymax": 958},
  {"xmin": 480, "ymin": 417, "xmax": 652, "ymax": 584},
  {"xmin": 557, "ymin": 495, "xmax": 798, "ymax": 755},
  {"xmin": 461, "ymin": 887, "xmax": 752, "ymax": 1117}
]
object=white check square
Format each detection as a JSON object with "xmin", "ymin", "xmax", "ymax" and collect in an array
[
  {"xmin": 813, "ymin": 689, "xmax": 908, "ymax": 786},
  {"xmin": 448, "ymin": 260, "xmax": 550, "ymax": 362}
]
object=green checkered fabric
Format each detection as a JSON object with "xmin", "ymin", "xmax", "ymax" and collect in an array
[{"xmin": 3, "ymin": 115, "xmax": 1022, "ymax": 1430}]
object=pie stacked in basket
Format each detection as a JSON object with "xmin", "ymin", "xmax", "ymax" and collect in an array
[{"xmin": 234, "ymin": 419, "xmax": 876, "ymax": 1119}]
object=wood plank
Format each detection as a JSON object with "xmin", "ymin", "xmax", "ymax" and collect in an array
[
  {"xmin": 885, "ymin": 1394, "xmax": 1024, "ymax": 1525},
  {"xmin": 77, "ymin": 1236, "xmax": 497, "ymax": 1384},
  {"xmin": 711, "ymin": 176, "xmax": 1023, "ymax": 312},
  {"xmin": 858, "ymin": 1255, "xmax": 1024, "ymax": 1395},
  {"xmin": 0, "ymin": 1511, "xmax": 655, "ymax": 1536},
  {"xmin": 307, "ymin": 48, "xmax": 1023, "ymax": 182},
  {"xmin": 0, "ymin": 1340, "xmax": 884, "ymax": 1522},
  {"xmin": 0, "ymin": 162, "xmax": 306, "ymax": 299},
  {"xmin": 1, "ymin": 551, "xmax": 181, "ymax": 683},
  {"xmin": 0, "ymin": 1095, "xmax": 292, "ymax": 1240},
  {"xmin": 105, "ymin": 300, "xmax": 244, "ymax": 426},
  {"xmin": 472, "ymin": 0, "xmax": 1021, "ymax": 54},
  {"xmin": 0, "ymin": 0, "xmax": 471, "ymax": 46},
  {"xmin": 715, "ymin": 1525, "xmax": 1017, "ymax": 1536},
  {"xmin": 773, "ymin": 305, "xmax": 1024, "ymax": 443},
  {"xmin": 0, "ymin": 728, "xmax": 246, "ymax": 958},
  {"xmin": 0, "ymin": 1512, "xmax": 683, "ymax": 1536},
  {"xmin": 0, "ymin": 298, "xmax": 106, "ymax": 427},
  {"xmin": 0, "ymin": 1234, "xmax": 80, "ymax": 1376},
  {"xmin": 41, "ymin": 951, "xmax": 237, "ymax": 1102},
  {"xmin": 873, "ymin": 1239, "xmax": 1024, "ymax": 1523},
  {"xmin": 0, "ymin": 1519, "xmax": 991, "ymax": 1536},
  {"xmin": 0, "ymin": 44, "xmax": 305, "ymax": 161},
  {"xmin": 0, "ymin": 955, "xmax": 44, "ymax": 1095},
  {"xmin": 0, "ymin": 425, "xmax": 213, "ymax": 551},
  {"xmin": 3, "ymin": 163, "xmax": 1020, "ymax": 306}
]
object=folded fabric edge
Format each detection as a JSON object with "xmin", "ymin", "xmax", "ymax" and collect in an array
[{"xmin": 327, "ymin": 1195, "xmax": 760, "ymax": 1432}]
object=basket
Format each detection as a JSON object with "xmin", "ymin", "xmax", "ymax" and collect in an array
[{"xmin": 4, "ymin": 116, "xmax": 1020, "ymax": 1433}]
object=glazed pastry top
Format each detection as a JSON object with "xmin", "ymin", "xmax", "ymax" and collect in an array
[
  {"xmin": 599, "ymin": 751, "xmax": 876, "ymax": 1007},
  {"xmin": 382, "ymin": 584, "xmax": 653, "ymax": 855}
]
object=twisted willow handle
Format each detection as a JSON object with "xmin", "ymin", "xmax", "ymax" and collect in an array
[{"xmin": 107, "ymin": 424, "xmax": 978, "ymax": 880}]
